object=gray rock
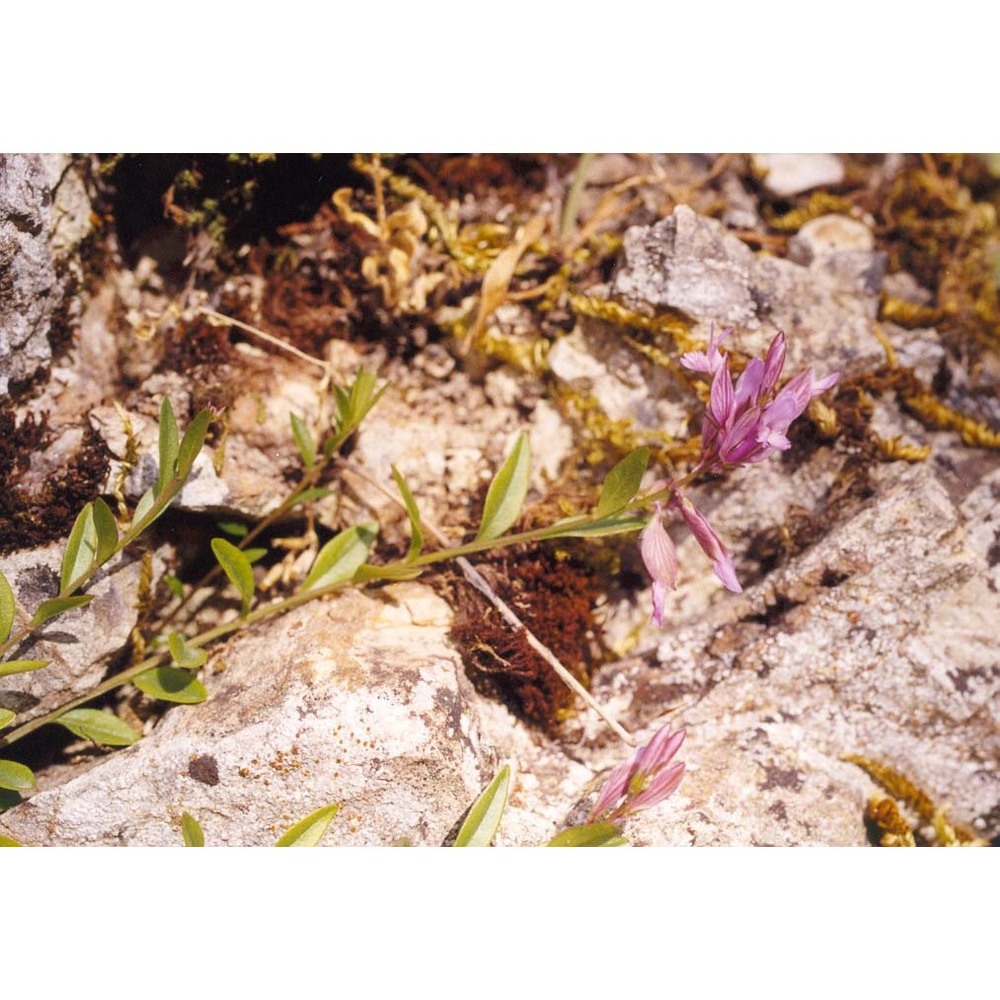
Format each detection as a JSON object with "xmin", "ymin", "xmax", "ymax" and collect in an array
[
  {"xmin": 613, "ymin": 205, "xmax": 758, "ymax": 326},
  {"xmin": 0, "ymin": 155, "xmax": 92, "ymax": 395},
  {"xmin": 753, "ymin": 154, "xmax": 845, "ymax": 197},
  {"xmin": 0, "ymin": 584, "xmax": 497, "ymax": 846},
  {"xmin": 589, "ymin": 459, "xmax": 1000, "ymax": 845},
  {"xmin": 612, "ymin": 204, "xmax": 884, "ymax": 373},
  {"xmin": 0, "ymin": 542, "xmax": 168, "ymax": 723}
]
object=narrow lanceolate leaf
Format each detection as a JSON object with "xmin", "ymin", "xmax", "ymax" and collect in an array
[
  {"xmin": 211, "ymin": 537, "xmax": 255, "ymax": 616},
  {"xmin": 454, "ymin": 765, "xmax": 511, "ymax": 847},
  {"xmin": 134, "ymin": 666, "xmax": 207, "ymax": 704},
  {"xmin": 275, "ymin": 803, "xmax": 339, "ymax": 846},
  {"xmin": 301, "ymin": 523, "xmax": 378, "ymax": 594},
  {"xmin": 130, "ymin": 487, "xmax": 156, "ymax": 531},
  {"xmin": 0, "ymin": 835, "xmax": 23, "ymax": 846},
  {"xmin": 182, "ymin": 812, "xmax": 205, "ymax": 847},
  {"xmin": 217, "ymin": 519, "xmax": 249, "ymax": 538},
  {"xmin": 289, "ymin": 412, "xmax": 317, "ymax": 469},
  {"xmin": 60, "ymin": 502, "xmax": 97, "ymax": 592},
  {"xmin": 0, "ymin": 659, "xmax": 48, "ymax": 678},
  {"xmin": 547, "ymin": 822, "xmax": 627, "ymax": 847},
  {"xmin": 243, "ymin": 548, "xmax": 269, "ymax": 565},
  {"xmin": 175, "ymin": 409, "xmax": 212, "ymax": 483},
  {"xmin": 156, "ymin": 396, "xmax": 180, "ymax": 496},
  {"xmin": 57, "ymin": 708, "xmax": 140, "ymax": 747},
  {"xmin": 476, "ymin": 433, "xmax": 530, "ymax": 542},
  {"xmin": 32, "ymin": 594, "xmax": 93, "ymax": 628},
  {"xmin": 0, "ymin": 708, "xmax": 16, "ymax": 729},
  {"xmin": 167, "ymin": 632, "xmax": 208, "ymax": 669},
  {"xmin": 547, "ymin": 513, "xmax": 645, "ymax": 539},
  {"xmin": 0, "ymin": 760, "xmax": 36, "ymax": 793},
  {"xmin": 391, "ymin": 465, "xmax": 424, "ymax": 562},
  {"xmin": 0, "ymin": 571, "xmax": 15, "ymax": 644},
  {"xmin": 596, "ymin": 447, "xmax": 650, "ymax": 518}
]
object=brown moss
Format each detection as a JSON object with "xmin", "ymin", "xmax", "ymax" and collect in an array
[
  {"xmin": 448, "ymin": 546, "xmax": 603, "ymax": 731},
  {"xmin": 0, "ymin": 404, "xmax": 110, "ymax": 555}
]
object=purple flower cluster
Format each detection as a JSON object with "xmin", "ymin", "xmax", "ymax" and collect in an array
[
  {"xmin": 641, "ymin": 326, "xmax": 839, "ymax": 626},
  {"xmin": 589, "ymin": 724, "xmax": 686, "ymax": 823}
]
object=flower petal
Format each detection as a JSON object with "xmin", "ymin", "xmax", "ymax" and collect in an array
[{"xmin": 673, "ymin": 493, "xmax": 743, "ymax": 593}]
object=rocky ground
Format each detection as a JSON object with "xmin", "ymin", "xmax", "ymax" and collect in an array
[{"xmin": 1, "ymin": 153, "xmax": 998, "ymax": 845}]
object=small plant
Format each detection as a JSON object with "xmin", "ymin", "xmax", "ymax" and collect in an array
[{"xmin": 0, "ymin": 322, "xmax": 839, "ymax": 844}]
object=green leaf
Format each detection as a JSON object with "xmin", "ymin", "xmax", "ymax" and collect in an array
[
  {"xmin": 167, "ymin": 632, "xmax": 208, "ymax": 669},
  {"xmin": 275, "ymin": 803, "xmax": 339, "ymax": 846},
  {"xmin": 217, "ymin": 519, "xmax": 248, "ymax": 538},
  {"xmin": 0, "ymin": 788, "xmax": 23, "ymax": 813},
  {"xmin": 0, "ymin": 835, "xmax": 23, "ymax": 846},
  {"xmin": 134, "ymin": 666, "xmax": 207, "ymax": 704},
  {"xmin": 546, "ymin": 514, "xmax": 645, "ymax": 539},
  {"xmin": 391, "ymin": 465, "xmax": 424, "ymax": 562},
  {"xmin": 289, "ymin": 413, "xmax": 316, "ymax": 469},
  {"xmin": 57, "ymin": 708, "xmax": 140, "ymax": 747},
  {"xmin": 60, "ymin": 502, "xmax": 97, "ymax": 592},
  {"xmin": 301, "ymin": 523, "xmax": 378, "ymax": 594},
  {"xmin": 156, "ymin": 397, "xmax": 180, "ymax": 496},
  {"xmin": 181, "ymin": 812, "xmax": 205, "ymax": 847},
  {"xmin": 163, "ymin": 574, "xmax": 185, "ymax": 598},
  {"xmin": 0, "ymin": 708, "xmax": 15, "ymax": 729},
  {"xmin": 175, "ymin": 409, "xmax": 212, "ymax": 483},
  {"xmin": 211, "ymin": 537, "xmax": 255, "ymax": 616},
  {"xmin": 476, "ymin": 433, "xmax": 531, "ymax": 542},
  {"xmin": 130, "ymin": 487, "xmax": 156, "ymax": 530},
  {"xmin": 0, "ymin": 571, "xmax": 16, "ymax": 645},
  {"xmin": 324, "ymin": 371, "xmax": 387, "ymax": 455},
  {"xmin": 596, "ymin": 447, "xmax": 650, "ymax": 518},
  {"xmin": 547, "ymin": 822, "xmax": 627, "ymax": 847},
  {"xmin": 31, "ymin": 594, "xmax": 93, "ymax": 627},
  {"xmin": 287, "ymin": 487, "xmax": 332, "ymax": 509},
  {"xmin": 0, "ymin": 659, "xmax": 48, "ymax": 678},
  {"xmin": 92, "ymin": 497, "xmax": 120, "ymax": 567},
  {"xmin": 0, "ymin": 759, "xmax": 36, "ymax": 793},
  {"xmin": 243, "ymin": 547, "xmax": 268, "ymax": 564},
  {"xmin": 454, "ymin": 765, "xmax": 511, "ymax": 847}
]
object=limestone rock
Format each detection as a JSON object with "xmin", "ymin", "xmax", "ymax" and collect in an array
[
  {"xmin": 0, "ymin": 542, "xmax": 168, "ymax": 723},
  {"xmin": 612, "ymin": 204, "xmax": 885, "ymax": 371},
  {"xmin": 0, "ymin": 154, "xmax": 92, "ymax": 395},
  {"xmin": 588, "ymin": 460, "xmax": 1000, "ymax": 845},
  {"xmin": 0, "ymin": 584, "xmax": 497, "ymax": 846},
  {"xmin": 753, "ymin": 153, "xmax": 845, "ymax": 197}
]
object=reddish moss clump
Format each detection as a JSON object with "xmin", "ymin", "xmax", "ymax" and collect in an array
[
  {"xmin": 0, "ymin": 402, "xmax": 110, "ymax": 555},
  {"xmin": 449, "ymin": 546, "xmax": 603, "ymax": 731}
]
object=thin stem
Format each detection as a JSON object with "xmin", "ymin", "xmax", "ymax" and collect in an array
[
  {"xmin": 0, "ymin": 576, "xmax": 359, "ymax": 750},
  {"xmin": 199, "ymin": 308, "xmax": 329, "ymax": 373}
]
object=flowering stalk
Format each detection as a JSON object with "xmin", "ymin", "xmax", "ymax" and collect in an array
[{"xmin": 638, "ymin": 326, "xmax": 839, "ymax": 623}]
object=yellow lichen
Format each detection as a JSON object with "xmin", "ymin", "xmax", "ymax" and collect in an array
[
  {"xmin": 567, "ymin": 294, "xmax": 696, "ymax": 353},
  {"xmin": 844, "ymin": 754, "xmax": 987, "ymax": 846},
  {"xmin": 873, "ymin": 433, "xmax": 931, "ymax": 463},
  {"xmin": 765, "ymin": 193, "xmax": 854, "ymax": 232},
  {"xmin": 900, "ymin": 387, "xmax": 1000, "ymax": 448}
]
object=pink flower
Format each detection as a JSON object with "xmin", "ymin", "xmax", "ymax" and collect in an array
[
  {"xmin": 639, "ymin": 503, "xmax": 678, "ymax": 627},
  {"xmin": 684, "ymin": 330, "xmax": 839, "ymax": 472},
  {"xmin": 680, "ymin": 323, "xmax": 732, "ymax": 375},
  {"xmin": 589, "ymin": 725, "xmax": 687, "ymax": 823}
]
